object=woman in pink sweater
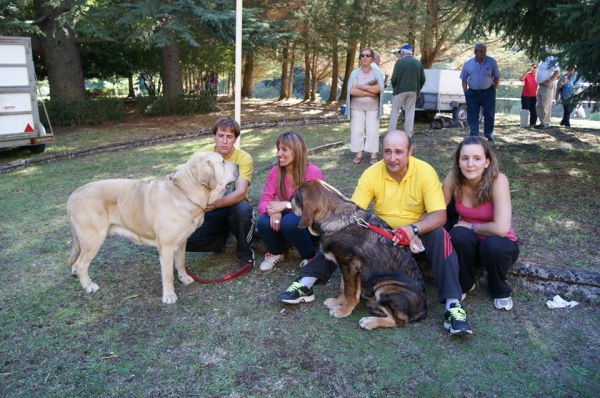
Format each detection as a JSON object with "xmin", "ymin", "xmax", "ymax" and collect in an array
[
  {"xmin": 256, "ymin": 132, "xmax": 323, "ymax": 272},
  {"xmin": 442, "ymin": 136, "xmax": 519, "ymax": 311}
]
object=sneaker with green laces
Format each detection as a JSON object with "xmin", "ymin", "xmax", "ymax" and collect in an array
[
  {"xmin": 443, "ymin": 303, "xmax": 473, "ymax": 336},
  {"xmin": 277, "ymin": 279, "xmax": 315, "ymax": 304}
]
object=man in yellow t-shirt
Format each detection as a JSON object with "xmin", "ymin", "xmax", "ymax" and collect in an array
[
  {"xmin": 183, "ymin": 117, "xmax": 255, "ymax": 268},
  {"xmin": 278, "ymin": 131, "xmax": 472, "ymax": 336}
]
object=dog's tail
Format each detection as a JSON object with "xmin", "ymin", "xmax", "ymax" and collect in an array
[{"xmin": 66, "ymin": 211, "xmax": 81, "ymax": 269}]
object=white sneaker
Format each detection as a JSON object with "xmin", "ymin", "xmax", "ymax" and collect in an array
[
  {"xmin": 494, "ymin": 297, "xmax": 513, "ymax": 311},
  {"xmin": 460, "ymin": 283, "xmax": 476, "ymax": 301},
  {"xmin": 259, "ymin": 252, "xmax": 284, "ymax": 272}
]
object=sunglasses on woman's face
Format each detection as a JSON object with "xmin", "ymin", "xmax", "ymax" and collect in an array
[{"xmin": 360, "ymin": 54, "xmax": 371, "ymax": 58}]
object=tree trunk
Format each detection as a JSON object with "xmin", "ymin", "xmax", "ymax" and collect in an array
[
  {"xmin": 303, "ymin": 39, "xmax": 310, "ymax": 101},
  {"xmin": 278, "ymin": 45, "xmax": 289, "ymax": 100},
  {"xmin": 33, "ymin": 0, "xmax": 86, "ymax": 101},
  {"xmin": 242, "ymin": 48, "xmax": 254, "ymax": 98},
  {"xmin": 327, "ymin": 39, "xmax": 339, "ymax": 102},
  {"xmin": 310, "ymin": 51, "xmax": 317, "ymax": 102},
  {"xmin": 340, "ymin": 38, "xmax": 358, "ymax": 101},
  {"xmin": 160, "ymin": 39, "xmax": 184, "ymax": 99},
  {"xmin": 127, "ymin": 74, "xmax": 135, "ymax": 97},
  {"xmin": 419, "ymin": 0, "xmax": 446, "ymax": 68},
  {"xmin": 287, "ymin": 48, "xmax": 295, "ymax": 99},
  {"xmin": 405, "ymin": 0, "xmax": 418, "ymax": 50}
]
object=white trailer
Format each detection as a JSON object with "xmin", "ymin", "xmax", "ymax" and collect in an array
[
  {"xmin": 0, "ymin": 36, "xmax": 51, "ymax": 153},
  {"xmin": 385, "ymin": 69, "xmax": 468, "ymax": 122},
  {"xmin": 417, "ymin": 69, "xmax": 467, "ymax": 120}
]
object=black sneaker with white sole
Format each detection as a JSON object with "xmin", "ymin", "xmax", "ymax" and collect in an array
[
  {"xmin": 277, "ymin": 279, "xmax": 315, "ymax": 304},
  {"xmin": 443, "ymin": 303, "xmax": 473, "ymax": 336}
]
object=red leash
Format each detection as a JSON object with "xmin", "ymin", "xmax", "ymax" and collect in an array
[
  {"xmin": 353, "ymin": 214, "xmax": 410, "ymax": 245},
  {"xmin": 185, "ymin": 262, "xmax": 253, "ymax": 284}
]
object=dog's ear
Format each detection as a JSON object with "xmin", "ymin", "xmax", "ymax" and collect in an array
[
  {"xmin": 198, "ymin": 159, "xmax": 218, "ymax": 189},
  {"xmin": 297, "ymin": 186, "xmax": 316, "ymax": 229}
]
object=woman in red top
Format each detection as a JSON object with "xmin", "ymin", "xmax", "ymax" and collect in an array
[
  {"xmin": 519, "ymin": 63, "xmax": 538, "ymax": 127},
  {"xmin": 442, "ymin": 136, "xmax": 519, "ymax": 311}
]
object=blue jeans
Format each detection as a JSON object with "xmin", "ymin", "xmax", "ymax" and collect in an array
[
  {"xmin": 186, "ymin": 201, "xmax": 255, "ymax": 263},
  {"xmin": 465, "ymin": 86, "xmax": 496, "ymax": 137},
  {"xmin": 257, "ymin": 211, "xmax": 317, "ymax": 260}
]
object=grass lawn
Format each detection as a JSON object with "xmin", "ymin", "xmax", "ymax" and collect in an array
[{"xmin": 0, "ymin": 110, "xmax": 599, "ymax": 397}]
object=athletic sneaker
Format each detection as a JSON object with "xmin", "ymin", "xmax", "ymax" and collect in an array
[
  {"xmin": 444, "ymin": 303, "xmax": 473, "ymax": 336},
  {"xmin": 277, "ymin": 279, "xmax": 315, "ymax": 304},
  {"xmin": 494, "ymin": 296, "xmax": 514, "ymax": 311},
  {"xmin": 299, "ymin": 257, "xmax": 313, "ymax": 267},
  {"xmin": 259, "ymin": 252, "xmax": 284, "ymax": 272},
  {"xmin": 460, "ymin": 283, "xmax": 476, "ymax": 301}
]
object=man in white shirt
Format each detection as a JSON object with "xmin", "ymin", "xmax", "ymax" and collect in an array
[{"xmin": 535, "ymin": 47, "xmax": 560, "ymax": 129}]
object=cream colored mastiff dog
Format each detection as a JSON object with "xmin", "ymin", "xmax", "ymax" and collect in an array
[{"xmin": 67, "ymin": 152, "xmax": 239, "ymax": 303}]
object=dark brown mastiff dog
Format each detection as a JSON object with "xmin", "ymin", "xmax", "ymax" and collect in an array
[{"xmin": 291, "ymin": 180, "xmax": 427, "ymax": 329}]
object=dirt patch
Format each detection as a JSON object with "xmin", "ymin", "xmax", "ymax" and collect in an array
[{"xmin": 80, "ymin": 98, "xmax": 345, "ymax": 138}]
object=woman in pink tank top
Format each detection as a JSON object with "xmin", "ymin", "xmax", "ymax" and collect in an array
[{"xmin": 442, "ymin": 136, "xmax": 519, "ymax": 311}]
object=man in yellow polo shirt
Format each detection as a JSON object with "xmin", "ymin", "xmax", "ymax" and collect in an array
[
  {"xmin": 180, "ymin": 117, "xmax": 255, "ymax": 269},
  {"xmin": 278, "ymin": 131, "xmax": 472, "ymax": 336}
]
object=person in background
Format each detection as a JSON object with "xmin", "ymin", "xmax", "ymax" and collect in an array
[
  {"xmin": 167, "ymin": 117, "xmax": 255, "ymax": 269},
  {"xmin": 371, "ymin": 50, "xmax": 389, "ymax": 89},
  {"xmin": 557, "ymin": 68, "xmax": 578, "ymax": 127},
  {"xmin": 256, "ymin": 132, "xmax": 323, "ymax": 272},
  {"xmin": 534, "ymin": 47, "xmax": 560, "ymax": 129},
  {"xmin": 460, "ymin": 42, "xmax": 501, "ymax": 141},
  {"xmin": 278, "ymin": 131, "xmax": 473, "ymax": 336},
  {"xmin": 371, "ymin": 50, "xmax": 381, "ymax": 70},
  {"xmin": 345, "ymin": 47, "xmax": 385, "ymax": 166},
  {"xmin": 442, "ymin": 136, "xmax": 519, "ymax": 311},
  {"xmin": 388, "ymin": 44, "xmax": 426, "ymax": 137},
  {"xmin": 519, "ymin": 63, "xmax": 538, "ymax": 127}
]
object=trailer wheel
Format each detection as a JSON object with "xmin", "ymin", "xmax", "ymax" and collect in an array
[
  {"xmin": 453, "ymin": 105, "xmax": 468, "ymax": 121},
  {"xmin": 30, "ymin": 144, "xmax": 46, "ymax": 154}
]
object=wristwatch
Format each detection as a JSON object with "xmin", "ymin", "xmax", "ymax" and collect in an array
[
  {"xmin": 410, "ymin": 224, "xmax": 419, "ymax": 236},
  {"xmin": 286, "ymin": 201, "xmax": 292, "ymax": 210}
]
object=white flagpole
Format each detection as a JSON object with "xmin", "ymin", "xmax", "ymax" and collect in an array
[{"xmin": 234, "ymin": 0, "xmax": 242, "ymax": 148}]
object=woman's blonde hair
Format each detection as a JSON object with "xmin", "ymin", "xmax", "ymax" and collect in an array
[
  {"xmin": 360, "ymin": 47, "xmax": 374, "ymax": 59},
  {"xmin": 276, "ymin": 132, "xmax": 308, "ymax": 201},
  {"xmin": 451, "ymin": 136, "xmax": 499, "ymax": 206}
]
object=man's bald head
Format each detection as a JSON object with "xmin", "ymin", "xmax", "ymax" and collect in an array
[{"xmin": 383, "ymin": 130, "xmax": 412, "ymax": 151}]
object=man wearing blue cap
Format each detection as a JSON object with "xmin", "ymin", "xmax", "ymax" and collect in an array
[
  {"xmin": 388, "ymin": 44, "xmax": 426, "ymax": 137},
  {"xmin": 460, "ymin": 43, "xmax": 501, "ymax": 141}
]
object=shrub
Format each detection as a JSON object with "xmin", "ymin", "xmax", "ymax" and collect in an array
[
  {"xmin": 38, "ymin": 98, "xmax": 124, "ymax": 126},
  {"xmin": 251, "ymin": 82, "xmax": 280, "ymax": 99},
  {"xmin": 588, "ymin": 112, "xmax": 600, "ymax": 121},
  {"xmin": 137, "ymin": 92, "xmax": 217, "ymax": 116}
]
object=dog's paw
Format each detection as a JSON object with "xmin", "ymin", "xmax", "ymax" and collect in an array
[
  {"xmin": 330, "ymin": 306, "xmax": 352, "ymax": 318},
  {"xmin": 84, "ymin": 282, "xmax": 99, "ymax": 293},
  {"xmin": 178, "ymin": 273, "xmax": 194, "ymax": 285},
  {"xmin": 162, "ymin": 293, "xmax": 178, "ymax": 304},
  {"xmin": 71, "ymin": 266, "xmax": 78, "ymax": 276},
  {"xmin": 323, "ymin": 297, "xmax": 342, "ymax": 308},
  {"xmin": 359, "ymin": 317, "xmax": 379, "ymax": 330}
]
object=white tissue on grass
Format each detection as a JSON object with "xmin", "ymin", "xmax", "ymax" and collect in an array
[{"xmin": 546, "ymin": 295, "xmax": 579, "ymax": 309}]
